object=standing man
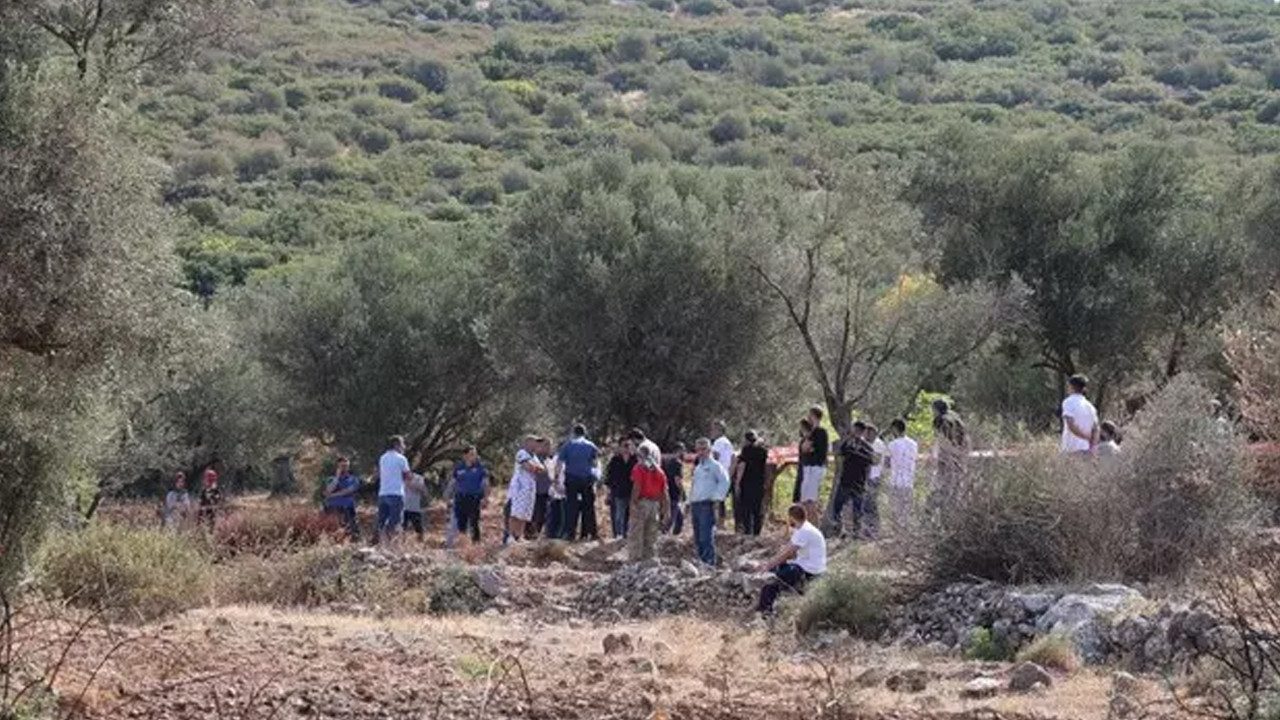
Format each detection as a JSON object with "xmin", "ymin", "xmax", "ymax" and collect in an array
[
  {"xmin": 162, "ymin": 472, "xmax": 192, "ymax": 529},
  {"xmin": 402, "ymin": 472, "xmax": 427, "ymax": 542},
  {"xmin": 931, "ymin": 398, "xmax": 968, "ymax": 508},
  {"xmin": 628, "ymin": 444, "xmax": 671, "ymax": 562},
  {"xmin": 377, "ymin": 435, "xmax": 413, "ymax": 547},
  {"xmin": 755, "ymin": 504, "xmax": 827, "ymax": 616},
  {"xmin": 507, "ymin": 436, "xmax": 544, "ymax": 544},
  {"xmin": 735, "ymin": 430, "xmax": 769, "ymax": 536},
  {"xmin": 861, "ymin": 424, "xmax": 887, "ymax": 540},
  {"xmin": 558, "ymin": 424, "xmax": 601, "ymax": 541},
  {"xmin": 545, "ymin": 444, "xmax": 567, "ymax": 539},
  {"xmin": 662, "ymin": 442, "xmax": 687, "ymax": 535},
  {"xmin": 1060, "ymin": 374, "xmax": 1099, "ymax": 456},
  {"xmin": 452, "ymin": 445, "xmax": 487, "ymax": 546},
  {"xmin": 323, "ymin": 456, "xmax": 361, "ymax": 541},
  {"xmin": 831, "ymin": 422, "xmax": 873, "ymax": 538},
  {"xmin": 529, "ymin": 437, "xmax": 554, "ymax": 539},
  {"xmin": 798, "ymin": 406, "xmax": 830, "ymax": 523},
  {"xmin": 884, "ymin": 419, "xmax": 918, "ymax": 536},
  {"xmin": 197, "ymin": 468, "xmax": 223, "ymax": 530},
  {"xmin": 606, "ymin": 438, "xmax": 637, "ymax": 539},
  {"xmin": 711, "ymin": 422, "xmax": 735, "ymax": 529},
  {"xmin": 689, "ymin": 437, "xmax": 731, "ymax": 566}
]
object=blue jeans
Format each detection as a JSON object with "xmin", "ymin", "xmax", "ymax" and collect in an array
[
  {"xmin": 691, "ymin": 501, "xmax": 717, "ymax": 566},
  {"xmin": 377, "ymin": 495, "xmax": 404, "ymax": 534},
  {"xmin": 610, "ymin": 495, "xmax": 631, "ymax": 539}
]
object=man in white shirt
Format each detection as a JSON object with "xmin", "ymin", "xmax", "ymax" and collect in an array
[
  {"xmin": 884, "ymin": 419, "xmax": 918, "ymax": 535},
  {"xmin": 1060, "ymin": 374, "xmax": 1099, "ymax": 456},
  {"xmin": 377, "ymin": 435, "xmax": 413, "ymax": 546},
  {"xmin": 710, "ymin": 421, "xmax": 734, "ymax": 529},
  {"xmin": 755, "ymin": 503, "xmax": 827, "ymax": 615},
  {"xmin": 861, "ymin": 424, "xmax": 887, "ymax": 539}
]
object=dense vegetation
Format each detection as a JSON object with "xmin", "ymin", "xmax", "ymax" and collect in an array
[{"xmin": 10, "ymin": 0, "xmax": 1280, "ymax": 592}]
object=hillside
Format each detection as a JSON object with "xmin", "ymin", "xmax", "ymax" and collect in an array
[{"xmin": 145, "ymin": 0, "xmax": 1280, "ymax": 299}]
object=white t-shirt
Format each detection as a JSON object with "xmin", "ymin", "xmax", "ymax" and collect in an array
[
  {"xmin": 790, "ymin": 521, "xmax": 827, "ymax": 575},
  {"xmin": 887, "ymin": 436, "xmax": 918, "ymax": 488},
  {"xmin": 378, "ymin": 450, "xmax": 410, "ymax": 496},
  {"xmin": 404, "ymin": 473, "xmax": 425, "ymax": 513},
  {"xmin": 712, "ymin": 436, "xmax": 734, "ymax": 472},
  {"xmin": 1061, "ymin": 393, "xmax": 1098, "ymax": 453},
  {"xmin": 869, "ymin": 437, "xmax": 887, "ymax": 481}
]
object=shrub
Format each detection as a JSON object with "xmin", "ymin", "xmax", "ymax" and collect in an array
[
  {"xmin": 235, "ymin": 147, "xmax": 284, "ymax": 181},
  {"xmin": 917, "ymin": 376, "xmax": 1256, "ymax": 586},
  {"xmin": 284, "ymin": 85, "xmax": 310, "ymax": 110},
  {"xmin": 460, "ymin": 182, "xmax": 502, "ymax": 206},
  {"xmin": 963, "ymin": 627, "xmax": 1010, "ymax": 661},
  {"xmin": 357, "ymin": 127, "xmax": 395, "ymax": 155},
  {"xmin": 793, "ymin": 570, "xmax": 888, "ymax": 637},
  {"xmin": 38, "ymin": 525, "xmax": 209, "ymax": 621},
  {"xmin": 428, "ymin": 565, "xmax": 490, "ymax": 614},
  {"xmin": 173, "ymin": 150, "xmax": 233, "ymax": 184},
  {"xmin": 220, "ymin": 545, "xmax": 396, "ymax": 607},
  {"xmin": 1016, "ymin": 634, "xmax": 1081, "ymax": 672},
  {"xmin": 404, "ymin": 59, "xmax": 450, "ymax": 93},
  {"xmin": 544, "ymin": 97, "xmax": 583, "ymax": 129},
  {"xmin": 212, "ymin": 505, "xmax": 343, "ymax": 557},
  {"xmin": 682, "ymin": 0, "xmax": 726, "ymax": 16},
  {"xmin": 709, "ymin": 112, "xmax": 748, "ymax": 144},
  {"xmin": 614, "ymin": 32, "xmax": 651, "ymax": 63},
  {"xmin": 378, "ymin": 79, "xmax": 421, "ymax": 103},
  {"xmin": 249, "ymin": 88, "xmax": 284, "ymax": 113}
]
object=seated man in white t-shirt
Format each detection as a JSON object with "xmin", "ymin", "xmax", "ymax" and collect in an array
[{"xmin": 755, "ymin": 503, "xmax": 827, "ymax": 615}]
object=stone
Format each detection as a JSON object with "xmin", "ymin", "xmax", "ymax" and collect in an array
[
  {"xmin": 885, "ymin": 668, "xmax": 931, "ymax": 693},
  {"xmin": 602, "ymin": 632, "xmax": 634, "ymax": 655},
  {"xmin": 1008, "ymin": 662, "xmax": 1053, "ymax": 692},
  {"xmin": 960, "ymin": 677, "xmax": 1001, "ymax": 699},
  {"xmin": 855, "ymin": 667, "xmax": 890, "ymax": 688},
  {"xmin": 474, "ymin": 568, "xmax": 503, "ymax": 598},
  {"xmin": 1110, "ymin": 693, "xmax": 1140, "ymax": 718},
  {"xmin": 1036, "ymin": 585, "xmax": 1144, "ymax": 663},
  {"xmin": 1111, "ymin": 671, "xmax": 1141, "ymax": 695}
]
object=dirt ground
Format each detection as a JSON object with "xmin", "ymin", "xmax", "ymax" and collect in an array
[{"xmin": 46, "ymin": 498, "xmax": 1181, "ymax": 720}]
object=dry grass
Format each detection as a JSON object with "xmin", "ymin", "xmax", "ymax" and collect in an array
[{"xmin": 1016, "ymin": 634, "xmax": 1081, "ymax": 672}]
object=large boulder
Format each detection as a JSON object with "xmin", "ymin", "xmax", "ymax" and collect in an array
[{"xmin": 1035, "ymin": 585, "xmax": 1143, "ymax": 663}]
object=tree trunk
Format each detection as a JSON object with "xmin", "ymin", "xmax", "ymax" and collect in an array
[{"xmin": 270, "ymin": 455, "xmax": 297, "ymax": 497}]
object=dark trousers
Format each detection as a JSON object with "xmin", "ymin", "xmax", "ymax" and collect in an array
[
  {"xmin": 454, "ymin": 494, "xmax": 483, "ymax": 542},
  {"xmin": 502, "ymin": 498, "xmax": 512, "ymax": 544},
  {"xmin": 546, "ymin": 498, "xmax": 566, "ymax": 539},
  {"xmin": 691, "ymin": 501, "xmax": 717, "ymax": 566},
  {"xmin": 326, "ymin": 506, "xmax": 360, "ymax": 541},
  {"xmin": 860, "ymin": 479, "xmax": 880, "ymax": 539},
  {"xmin": 564, "ymin": 476, "xmax": 598, "ymax": 541},
  {"xmin": 610, "ymin": 495, "xmax": 630, "ymax": 539},
  {"xmin": 402, "ymin": 510, "xmax": 424, "ymax": 539},
  {"xmin": 665, "ymin": 499, "xmax": 684, "ymax": 535},
  {"xmin": 738, "ymin": 484, "xmax": 764, "ymax": 536},
  {"xmin": 831, "ymin": 481, "xmax": 864, "ymax": 536},
  {"xmin": 757, "ymin": 562, "xmax": 816, "ymax": 614},
  {"xmin": 529, "ymin": 493, "xmax": 550, "ymax": 538}
]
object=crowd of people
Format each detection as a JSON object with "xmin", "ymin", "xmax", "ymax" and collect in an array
[{"xmin": 159, "ymin": 375, "xmax": 1124, "ymax": 617}]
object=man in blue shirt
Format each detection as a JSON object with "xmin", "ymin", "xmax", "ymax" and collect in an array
[
  {"xmin": 689, "ymin": 437, "xmax": 731, "ymax": 566},
  {"xmin": 323, "ymin": 456, "xmax": 361, "ymax": 541},
  {"xmin": 452, "ymin": 445, "xmax": 488, "ymax": 545},
  {"xmin": 558, "ymin": 424, "xmax": 600, "ymax": 541}
]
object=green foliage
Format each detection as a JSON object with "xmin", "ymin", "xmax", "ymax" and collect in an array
[
  {"xmin": 963, "ymin": 627, "xmax": 1011, "ymax": 661},
  {"xmin": 38, "ymin": 525, "xmax": 210, "ymax": 621},
  {"xmin": 793, "ymin": 569, "xmax": 889, "ymax": 637}
]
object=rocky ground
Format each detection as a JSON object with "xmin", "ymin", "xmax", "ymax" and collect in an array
[{"xmin": 36, "ymin": 501, "xmax": 1199, "ymax": 719}]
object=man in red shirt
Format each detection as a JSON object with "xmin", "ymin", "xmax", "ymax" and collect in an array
[{"xmin": 628, "ymin": 444, "xmax": 671, "ymax": 562}]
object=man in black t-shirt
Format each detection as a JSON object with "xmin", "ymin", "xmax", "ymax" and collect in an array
[
  {"xmin": 662, "ymin": 443, "xmax": 687, "ymax": 535},
  {"xmin": 798, "ymin": 405, "xmax": 830, "ymax": 523},
  {"xmin": 606, "ymin": 439, "xmax": 637, "ymax": 539},
  {"xmin": 734, "ymin": 430, "xmax": 769, "ymax": 536},
  {"xmin": 832, "ymin": 422, "xmax": 874, "ymax": 539}
]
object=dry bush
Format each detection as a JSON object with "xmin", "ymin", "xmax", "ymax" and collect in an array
[
  {"xmin": 217, "ymin": 545, "xmax": 396, "ymax": 608},
  {"xmin": 36, "ymin": 525, "xmax": 210, "ymax": 622},
  {"xmin": 1016, "ymin": 634, "xmax": 1081, "ymax": 672},
  {"xmin": 212, "ymin": 505, "xmax": 343, "ymax": 557},
  {"xmin": 1179, "ymin": 552, "xmax": 1280, "ymax": 720},
  {"xmin": 917, "ymin": 376, "xmax": 1256, "ymax": 585}
]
